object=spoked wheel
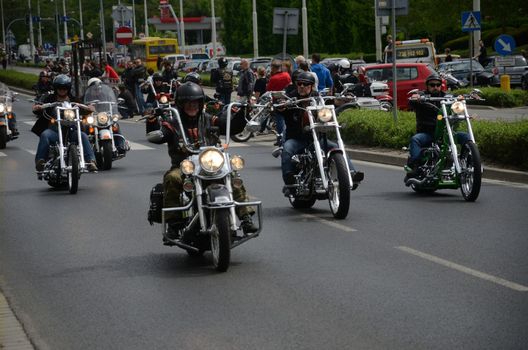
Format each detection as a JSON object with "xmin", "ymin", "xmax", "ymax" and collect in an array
[
  {"xmin": 231, "ymin": 129, "xmax": 253, "ymax": 143},
  {"xmin": 101, "ymin": 140, "xmax": 113, "ymax": 170},
  {"xmin": 210, "ymin": 209, "xmax": 231, "ymax": 272},
  {"xmin": 458, "ymin": 141, "xmax": 482, "ymax": 202},
  {"xmin": 0, "ymin": 126, "xmax": 7, "ymax": 149},
  {"xmin": 327, "ymin": 153, "xmax": 351, "ymax": 219},
  {"xmin": 67, "ymin": 144, "xmax": 80, "ymax": 194}
]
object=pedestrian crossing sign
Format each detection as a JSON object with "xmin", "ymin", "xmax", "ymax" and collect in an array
[{"xmin": 461, "ymin": 11, "xmax": 481, "ymax": 32}]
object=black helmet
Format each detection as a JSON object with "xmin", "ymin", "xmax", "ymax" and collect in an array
[
  {"xmin": 183, "ymin": 72, "xmax": 202, "ymax": 85},
  {"xmin": 176, "ymin": 82, "xmax": 205, "ymax": 110},
  {"xmin": 218, "ymin": 57, "xmax": 228, "ymax": 68},
  {"xmin": 328, "ymin": 63, "xmax": 339, "ymax": 72},
  {"xmin": 53, "ymin": 74, "xmax": 71, "ymax": 91},
  {"xmin": 152, "ymin": 72, "xmax": 163, "ymax": 82},
  {"xmin": 426, "ymin": 73, "xmax": 442, "ymax": 85},
  {"xmin": 296, "ymin": 72, "xmax": 315, "ymax": 85}
]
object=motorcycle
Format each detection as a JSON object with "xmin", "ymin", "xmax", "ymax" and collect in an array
[
  {"xmin": 35, "ymin": 101, "xmax": 91, "ymax": 194},
  {"xmin": 0, "ymin": 83, "xmax": 18, "ymax": 149},
  {"xmin": 324, "ymin": 84, "xmax": 385, "ymax": 115},
  {"xmin": 83, "ymin": 82, "xmax": 130, "ymax": 170},
  {"xmin": 148, "ymin": 106, "xmax": 262, "ymax": 272},
  {"xmin": 139, "ymin": 79, "xmax": 176, "ymax": 134},
  {"xmin": 274, "ymin": 92, "xmax": 354, "ymax": 219},
  {"xmin": 438, "ymin": 69, "xmax": 467, "ymax": 91},
  {"xmin": 404, "ymin": 89, "xmax": 483, "ymax": 202},
  {"xmin": 230, "ymin": 92, "xmax": 277, "ymax": 143}
]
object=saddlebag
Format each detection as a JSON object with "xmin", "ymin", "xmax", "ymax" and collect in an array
[{"xmin": 148, "ymin": 183, "xmax": 164, "ymax": 225}]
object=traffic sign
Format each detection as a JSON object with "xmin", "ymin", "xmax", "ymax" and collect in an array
[
  {"xmin": 494, "ymin": 35, "xmax": 516, "ymax": 56},
  {"xmin": 115, "ymin": 26, "xmax": 133, "ymax": 45},
  {"xmin": 461, "ymin": 11, "xmax": 481, "ymax": 32}
]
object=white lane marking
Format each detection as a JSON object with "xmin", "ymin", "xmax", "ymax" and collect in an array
[
  {"xmin": 128, "ymin": 141, "xmax": 155, "ymax": 150},
  {"xmin": 0, "ymin": 152, "xmax": 6, "ymax": 157},
  {"xmin": 24, "ymin": 121, "xmax": 36, "ymax": 126},
  {"xmin": 226, "ymin": 143, "xmax": 249, "ymax": 148},
  {"xmin": 301, "ymin": 213, "xmax": 357, "ymax": 232},
  {"xmin": 396, "ymin": 246, "xmax": 528, "ymax": 292},
  {"xmin": 25, "ymin": 149, "xmax": 36, "ymax": 155}
]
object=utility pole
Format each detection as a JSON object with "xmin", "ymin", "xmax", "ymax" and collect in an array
[
  {"xmin": 79, "ymin": 0, "xmax": 84, "ymax": 40},
  {"xmin": 252, "ymin": 0, "xmax": 258, "ymax": 58},
  {"xmin": 99, "ymin": 0, "xmax": 106, "ymax": 61},
  {"xmin": 54, "ymin": 0, "xmax": 60, "ymax": 57},
  {"xmin": 301, "ymin": 0, "xmax": 308, "ymax": 59},
  {"xmin": 132, "ymin": 0, "xmax": 136, "ymax": 37},
  {"xmin": 473, "ymin": 0, "xmax": 481, "ymax": 56},
  {"xmin": 1, "ymin": 0, "xmax": 6, "ymax": 50},
  {"xmin": 179, "ymin": 0, "xmax": 185, "ymax": 55},
  {"xmin": 211, "ymin": 0, "xmax": 217, "ymax": 58},
  {"xmin": 143, "ymin": 0, "xmax": 149, "ymax": 36},
  {"xmin": 374, "ymin": 0, "xmax": 382, "ymax": 62},
  {"xmin": 28, "ymin": 0, "xmax": 35, "ymax": 63},
  {"xmin": 37, "ymin": 0, "xmax": 42, "ymax": 48},
  {"xmin": 62, "ymin": 0, "xmax": 68, "ymax": 44}
]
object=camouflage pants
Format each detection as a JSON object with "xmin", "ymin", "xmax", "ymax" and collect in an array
[{"xmin": 163, "ymin": 167, "xmax": 254, "ymax": 222}]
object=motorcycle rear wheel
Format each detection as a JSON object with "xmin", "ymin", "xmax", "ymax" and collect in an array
[
  {"xmin": 67, "ymin": 144, "xmax": 80, "ymax": 194},
  {"xmin": 459, "ymin": 141, "xmax": 482, "ymax": 202},
  {"xmin": 231, "ymin": 129, "xmax": 253, "ymax": 143},
  {"xmin": 0, "ymin": 126, "xmax": 7, "ymax": 149},
  {"xmin": 210, "ymin": 209, "xmax": 231, "ymax": 272},
  {"xmin": 327, "ymin": 153, "xmax": 351, "ymax": 219},
  {"xmin": 101, "ymin": 140, "xmax": 113, "ymax": 170}
]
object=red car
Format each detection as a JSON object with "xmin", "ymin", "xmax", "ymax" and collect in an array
[{"xmin": 358, "ymin": 63, "xmax": 445, "ymax": 110}]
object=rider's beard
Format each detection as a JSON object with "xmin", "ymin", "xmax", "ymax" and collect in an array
[{"xmin": 429, "ymin": 89, "xmax": 442, "ymax": 97}]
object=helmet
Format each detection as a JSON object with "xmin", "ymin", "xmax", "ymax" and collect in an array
[
  {"xmin": 426, "ymin": 73, "xmax": 442, "ymax": 85},
  {"xmin": 53, "ymin": 74, "xmax": 71, "ymax": 91},
  {"xmin": 328, "ymin": 63, "xmax": 339, "ymax": 72},
  {"xmin": 176, "ymin": 82, "xmax": 205, "ymax": 110},
  {"xmin": 152, "ymin": 72, "xmax": 163, "ymax": 82},
  {"xmin": 296, "ymin": 72, "xmax": 315, "ymax": 85},
  {"xmin": 183, "ymin": 72, "xmax": 202, "ymax": 85},
  {"xmin": 218, "ymin": 57, "xmax": 228, "ymax": 68},
  {"xmin": 87, "ymin": 77, "xmax": 102, "ymax": 87},
  {"xmin": 338, "ymin": 59, "xmax": 351, "ymax": 70}
]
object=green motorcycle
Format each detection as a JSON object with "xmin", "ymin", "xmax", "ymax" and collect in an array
[{"xmin": 404, "ymin": 89, "xmax": 483, "ymax": 202}]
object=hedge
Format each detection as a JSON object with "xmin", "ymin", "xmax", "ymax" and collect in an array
[
  {"xmin": 453, "ymin": 87, "xmax": 528, "ymax": 108},
  {"xmin": 0, "ymin": 69, "xmax": 37, "ymax": 90},
  {"xmin": 339, "ymin": 109, "xmax": 528, "ymax": 170}
]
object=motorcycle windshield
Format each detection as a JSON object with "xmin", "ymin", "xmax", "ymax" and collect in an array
[
  {"xmin": 0, "ymin": 82, "xmax": 10, "ymax": 97},
  {"xmin": 84, "ymin": 84, "xmax": 118, "ymax": 112}
]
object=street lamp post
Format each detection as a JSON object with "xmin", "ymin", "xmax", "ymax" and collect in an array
[
  {"xmin": 28, "ymin": 0, "xmax": 35, "ymax": 63},
  {"xmin": 179, "ymin": 0, "xmax": 185, "ymax": 54},
  {"xmin": 37, "ymin": 0, "xmax": 43, "ymax": 48},
  {"xmin": 79, "ymin": 0, "xmax": 84, "ymax": 41},
  {"xmin": 99, "ymin": 0, "xmax": 107, "ymax": 61},
  {"xmin": 252, "ymin": 0, "xmax": 258, "ymax": 58},
  {"xmin": 62, "ymin": 0, "xmax": 68, "ymax": 44},
  {"xmin": 143, "ymin": 0, "xmax": 149, "ymax": 37},
  {"xmin": 302, "ymin": 0, "xmax": 308, "ymax": 59},
  {"xmin": 1, "ymin": 0, "xmax": 5, "ymax": 51},
  {"xmin": 211, "ymin": 0, "xmax": 217, "ymax": 59}
]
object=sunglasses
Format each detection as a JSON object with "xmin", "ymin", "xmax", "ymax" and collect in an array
[
  {"xmin": 297, "ymin": 82, "xmax": 311, "ymax": 87},
  {"xmin": 428, "ymin": 83, "xmax": 442, "ymax": 87}
]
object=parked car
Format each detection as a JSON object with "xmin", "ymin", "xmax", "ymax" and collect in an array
[
  {"xmin": 437, "ymin": 59, "xmax": 499, "ymax": 87},
  {"xmin": 181, "ymin": 60, "xmax": 207, "ymax": 73},
  {"xmin": 205, "ymin": 60, "xmax": 219, "ymax": 72},
  {"xmin": 359, "ymin": 62, "xmax": 440, "ymax": 110},
  {"xmin": 227, "ymin": 59, "xmax": 241, "ymax": 76},
  {"xmin": 484, "ymin": 55, "xmax": 528, "ymax": 87},
  {"xmin": 250, "ymin": 57, "xmax": 272, "ymax": 72},
  {"xmin": 164, "ymin": 54, "xmax": 187, "ymax": 67}
]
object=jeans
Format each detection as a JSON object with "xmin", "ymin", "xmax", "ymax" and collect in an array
[
  {"xmin": 281, "ymin": 138, "xmax": 356, "ymax": 183},
  {"xmin": 135, "ymin": 83, "xmax": 146, "ymax": 114},
  {"xmin": 409, "ymin": 132, "xmax": 470, "ymax": 162},
  {"xmin": 36, "ymin": 128, "xmax": 95, "ymax": 162},
  {"xmin": 218, "ymin": 91, "xmax": 231, "ymax": 105},
  {"xmin": 273, "ymin": 112, "xmax": 285, "ymax": 137}
]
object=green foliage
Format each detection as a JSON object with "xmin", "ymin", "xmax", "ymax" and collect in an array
[
  {"xmin": 452, "ymin": 87, "xmax": 528, "ymax": 108},
  {"xmin": 0, "ymin": 69, "xmax": 37, "ymax": 90},
  {"xmin": 338, "ymin": 109, "xmax": 528, "ymax": 170}
]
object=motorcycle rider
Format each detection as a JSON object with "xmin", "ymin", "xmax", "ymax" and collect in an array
[
  {"xmin": 148, "ymin": 82, "xmax": 256, "ymax": 243},
  {"xmin": 210, "ymin": 57, "xmax": 233, "ymax": 105},
  {"xmin": 145, "ymin": 73, "xmax": 170, "ymax": 107},
  {"xmin": 280, "ymin": 72, "xmax": 363, "ymax": 192},
  {"xmin": 33, "ymin": 71, "xmax": 53, "ymax": 101},
  {"xmin": 405, "ymin": 73, "xmax": 470, "ymax": 179},
  {"xmin": 31, "ymin": 74, "xmax": 98, "ymax": 172}
]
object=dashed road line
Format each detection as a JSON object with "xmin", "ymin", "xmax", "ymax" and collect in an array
[
  {"xmin": 396, "ymin": 246, "xmax": 528, "ymax": 292},
  {"xmin": 0, "ymin": 152, "xmax": 6, "ymax": 157},
  {"xmin": 301, "ymin": 213, "xmax": 357, "ymax": 232},
  {"xmin": 127, "ymin": 141, "xmax": 155, "ymax": 150}
]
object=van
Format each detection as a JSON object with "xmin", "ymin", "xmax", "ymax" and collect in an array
[
  {"xmin": 386, "ymin": 39, "xmax": 437, "ymax": 67},
  {"xmin": 164, "ymin": 54, "xmax": 187, "ymax": 65}
]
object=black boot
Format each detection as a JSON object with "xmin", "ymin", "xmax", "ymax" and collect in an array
[
  {"xmin": 351, "ymin": 171, "xmax": 364, "ymax": 190},
  {"xmin": 163, "ymin": 221, "xmax": 183, "ymax": 246},
  {"xmin": 240, "ymin": 214, "xmax": 258, "ymax": 235}
]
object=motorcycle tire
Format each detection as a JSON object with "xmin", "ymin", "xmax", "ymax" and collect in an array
[
  {"xmin": 0, "ymin": 126, "xmax": 7, "ymax": 149},
  {"xmin": 101, "ymin": 140, "xmax": 113, "ymax": 170},
  {"xmin": 380, "ymin": 101, "xmax": 393, "ymax": 112},
  {"xmin": 67, "ymin": 144, "xmax": 80, "ymax": 194},
  {"xmin": 210, "ymin": 209, "xmax": 231, "ymax": 272},
  {"xmin": 327, "ymin": 153, "xmax": 351, "ymax": 219},
  {"xmin": 459, "ymin": 141, "xmax": 482, "ymax": 202},
  {"xmin": 231, "ymin": 129, "xmax": 253, "ymax": 143}
]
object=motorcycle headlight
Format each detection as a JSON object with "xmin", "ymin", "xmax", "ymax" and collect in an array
[
  {"xmin": 317, "ymin": 108, "xmax": 333, "ymax": 123},
  {"xmin": 63, "ymin": 109, "xmax": 76, "ymax": 121},
  {"xmin": 112, "ymin": 114, "xmax": 120, "ymax": 122},
  {"xmin": 0, "ymin": 103, "xmax": 4, "ymax": 113},
  {"xmin": 451, "ymin": 101, "xmax": 466, "ymax": 115},
  {"xmin": 199, "ymin": 148, "xmax": 225, "ymax": 174},
  {"xmin": 159, "ymin": 95, "xmax": 169, "ymax": 104},
  {"xmin": 180, "ymin": 159, "xmax": 195, "ymax": 175},
  {"xmin": 230, "ymin": 155, "xmax": 245, "ymax": 171},
  {"xmin": 6, "ymin": 105, "xmax": 12, "ymax": 113},
  {"xmin": 86, "ymin": 115, "xmax": 95, "ymax": 124},
  {"xmin": 97, "ymin": 112, "xmax": 109, "ymax": 124}
]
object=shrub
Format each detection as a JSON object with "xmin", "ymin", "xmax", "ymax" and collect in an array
[
  {"xmin": 453, "ymin": 87, "xmax": 528, "ymax": 108},
  {"xmin": 0, "ymin": 69, "xmax": 37, "ymax": 90}
]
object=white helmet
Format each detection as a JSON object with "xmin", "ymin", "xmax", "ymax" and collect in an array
[
  {"xmin": 87, "ymin": 77, "xmax": 102, "ymax": 87},
  {"xmin": 338, "ymin": 59, "xmax": 351, "ymax": 70}
]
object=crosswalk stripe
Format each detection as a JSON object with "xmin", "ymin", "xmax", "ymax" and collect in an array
[
  {"xmin": 25, "ymin": 149, "xmax": 36, "ymax": 155},
  {"xmin": 128, "ymin": 141, "xmax": 155, "ymax": 150},
  {"xmin": 0, "ymin": 152, "xmax": 6, "ymax": 157}
]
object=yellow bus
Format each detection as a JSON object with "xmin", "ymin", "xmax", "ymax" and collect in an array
[{"xmin": 129, "ymin": 37, "xmax": 180, "ymax": 70}]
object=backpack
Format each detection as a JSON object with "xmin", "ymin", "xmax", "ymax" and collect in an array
[{"xmin": 147, "ymin": 183, "xmax": 164, "ymax": 225}]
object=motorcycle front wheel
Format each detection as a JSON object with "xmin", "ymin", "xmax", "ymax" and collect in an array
[
  {"xmin": 231, "ymin": 129, "xmax": 253, "ymax": 143},
  {"xmin": 459, "ymin": 141, "xmax": 482, "ymax": 202},
  {"xmin": 101, "ymin": 140, "xmax": 113, "ymax": 170},
  {"xmin": 327, "ymin": 153, "xmax": 351, "ymax": 219},
  {"xmin": 67, "ymin": 144, "xmax": 80, "ymax": 194},
  {"xmin": 210, "ymin": 209, "xmax": 231, "ymax": 272},
  {"xmin": 0, "ymin": 125, "xmax": 7, "ymax": 149}
]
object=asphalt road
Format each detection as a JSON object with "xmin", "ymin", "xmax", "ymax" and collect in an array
[{"xmin": 1, "ymin": 95, "xmax": 527, "ymax": 349}]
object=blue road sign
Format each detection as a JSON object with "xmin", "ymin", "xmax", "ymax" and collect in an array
[
  {"xmin": 461, "ymin": 11, "xmax": 481, "ymax": 32},
  {"xmin": 494, "ymin": 35, "xmax": 516, "ymax": 56}
]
